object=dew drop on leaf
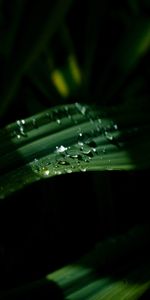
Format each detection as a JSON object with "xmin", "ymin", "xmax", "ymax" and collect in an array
[
  {"xmin": 80, "ymin": 167, "xmax": 87, "ymax": 172},
  {"xmin": 41, "ymin": 168, "xmax": 50, "ymax": 176},
  {"xmin": 113, "ymin": 124, "xmax": 118, "ymax": 130},
  {"xmin": 75, "ymin": 102, "xmax": 87, "ymax": 115},
  {"xmin": 66, "ymin": 169, "xmax": 72, "ymax": 174},
  {"xmin": 66, "ymin": 146, "xmax": 80, "ymax": 158},
  {"xmin": 32, "ymin": 118, "xmax": 38, "ymax": 128},
  {"xmin": 54, "ymin": 170, "xmax": 62, "ymax": 175},
  {"xmin": 56, "ymin": 145, "xmax": 67, "ymax": 153},
  {"xmin": 80, "ymin": 144, "xmax": 92, "ymax": 155},
  {"xmin": 16, "ymin": 119, "xmax": 27, "ymax": 137},
  {"xmin": 78, "ymin": 141, "xmax": 84, "ymax": 146},
  {"xmin": 56, "ymin": 119, "xmax": 61, "ymax": 125},
  {"xmin": 105, "ymin": 131, "xmax": 113, "ymax": 141}
]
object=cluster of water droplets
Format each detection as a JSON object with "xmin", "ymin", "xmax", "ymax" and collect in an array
[
  {"xmin": 29, "ymin": 103, "xmax": 121, "ymax": 177},
  {"xmin": 10, "ymin": 119, "xmax": 28, "ymax": 139},
  {"xmin": 8, "ymin": 103, "xmax": 121, "ymax": 187},
  {"xmin": 30, "ymin": 128, "xmax": 100, "ymax": 178}
]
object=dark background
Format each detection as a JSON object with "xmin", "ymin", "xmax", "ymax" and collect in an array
[{"xmin": 0, "ymin": 0, "xmax": 150, "ymax": 292}]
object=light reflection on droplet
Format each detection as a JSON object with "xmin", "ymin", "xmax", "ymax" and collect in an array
[
  {"xmin": 57, "ymin": 119, "xmax": 61, "ymax": 125},
  {"xmin": 66, "ymin": 169, "xmax": 72, "ymax": 174},
  {"xmin": 42, "ymin": 169, "xmax": 50, "ymax": 176},
  {"xmin": 114, "ymin": 124, "xmax": 118, "ymax": 130},
  {"xmin": 105, "ymin": 131, "xmax": 113, "ymax": 141},
  {"xmin": 56, "ymin": 145, "xmax": 67, "ymax": 153},
  {"xmin": 80, "ymin": 167, "xmax": 87, "ymax": 172}
]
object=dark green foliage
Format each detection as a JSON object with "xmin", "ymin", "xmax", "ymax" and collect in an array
[{"xmin": 0, "ymin": 0, "xmax": 150, "ymax": 299}]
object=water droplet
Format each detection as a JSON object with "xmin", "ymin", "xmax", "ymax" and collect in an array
[
  {"xmin": 78, "ymin": 141, "xmax": 84, "ymax": 146},
  {"xmin": 16, "ymin": 120, "xmax": 27, "ymax": 137},
  {"xmin": 17, "ymin": 134, "xmax": 21, "ymax": 139},
  {"xmin": 56, "ymin": 119, "xmax": 61, "ymax": 125},
  {"xmin": 113, "ymin": 124, "xmax": 118, "ymax": 130},
  {"xmin": 34, "ymin": 158, "xmax": 38, "ymax": 163},
  {"xmin": 66, "ymin": 146, "xmax": 80, "ymax": 158},
  {"xmin": 81, "ymin": 144, "xmax": 91, "ymax": 155},
  {"xmin": 32, "ymin": 118, "xmax": 38, "ymax": 128},
  {"xmin": 105, "ymin": 131, "xmax": 113, "ymax": 141},
  {"xmin": 80, "ymin": 167, "xmax": 87, "ymax": 172},
  {"xmin": 58, "ymin": 160, "xmax": 69, "ymax": 165},
  {"xmin": 54, "ymin": 170, "xmax": 62, "ymax": 175},
  {"xmin": 75, "ymin": 103, "xmax": 87, "ymax": 115},
  {"xmin": 42, "ymin": 168, "xmax": 50, "ymax": 176},
  {"xmin": 66, "ymin": 169, "xmax": 72, "ymax": 174},
  {"xmin": 56, "ymin": 145, "xmax": 67, "ymax": 153}
]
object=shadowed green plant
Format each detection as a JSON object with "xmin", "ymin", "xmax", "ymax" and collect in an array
[
  {"xmin": 0, "ymin": 102, "xmax": 150, "ymax": 199},
  {"xmin": 0, "ymin": 0, "xmax": 150, "ymax": 299}
]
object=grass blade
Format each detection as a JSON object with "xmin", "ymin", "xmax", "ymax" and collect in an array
[
  {"xmin": 0, "ymin": 103, "xmax": 150, "ymax": 199},
  {"xmin": 1, "ymin": 225, "xmax": 150, "ymax": 299}
]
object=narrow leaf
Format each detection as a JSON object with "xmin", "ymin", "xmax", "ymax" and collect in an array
[{"xmin": 0, "ymin": 103, "xmax": 150, "ymax": 199}]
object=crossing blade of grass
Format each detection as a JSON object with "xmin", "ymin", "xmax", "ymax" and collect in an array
[
  {"xmin": 1, "ymin": 225, "xmax": 150, "ymax": 299},
  {"xmin": 0, "ymin": 103, "xmax": 150, "ymax": 199}
]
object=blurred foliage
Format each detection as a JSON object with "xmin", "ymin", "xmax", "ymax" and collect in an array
[
  {"xmin": 0, "ymin": 0, "xmax": 150, "ymax": 123},
  {"xmin": 0, "ymin": 0, "xmax": 150, "ymax": 299}
]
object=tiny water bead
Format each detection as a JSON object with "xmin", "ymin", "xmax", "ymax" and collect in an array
[
  {"xmin": 16, "ymin": 119, "xmax": 27, "ymax": 137},
  {"xmin": 42, "ymin": 168, "xmax": 50, "ymax": 176},
  {"xmin": 32, "ymin": 118, "xmax": 39, "ymax": 128},
  {"xmin": 79, "ymin": 132, "xmax": 83, "ymax": 137},
  {"xmin": 75, "ymin": 102, "xmax": 87, "ymax": 115},
  {"xmin": 66, "ymin": 146, "xmax": 80, "ymax": 158},
  {"xmin": 54, "ymin": 170, "xmax": 62, "ymax": 175},
  {"xmin": 65, "ymin": 168, "xmax": 73, "ymax": 174},
  {"xmin": 56, "ymin": 119, "xmax": 61, "ymax": 125},
  {"xmin": 80, "ymin": 144, "xmax": 91, "ymax": 155},
  {"xmin": 57, "ymin": 159, "xmax": 70, "ymax": 165},
  {"xmin": 55, "ymin": 145, "xmax": 68, "ymax": 153},
  {"xmin": 104, "ymin": 131, "xmax": 114, "ymax": 141},
  {"xmin": 113, "ymin": 124, "xmax": 118, "ymax": 130},
  {"xmin": 78, "ymin": 141, "xmax": 84, "ymax": 146},
  {"xmin": 80, "ymin": 167, "xmax": 87, "ymax": 172},
  {"xmin": 31, "ymin": 159, "xmax": 53, "ymax": 178}
]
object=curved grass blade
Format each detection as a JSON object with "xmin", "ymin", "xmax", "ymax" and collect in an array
[
  {"xmin": 1, "ymin": 225, "xmax": 150, "ymax": 299},
  {"xmin": 0, "ymin": 103, "xmax": 150, "ymax": 199}
]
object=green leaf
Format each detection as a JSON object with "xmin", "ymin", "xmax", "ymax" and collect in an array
[
  {"xmin": 1, "ymin": 225, "xmax": 150, "ymax": 299},
  {"xmin": 0, "ymin": 103, "xmax": 150, "ymax": 199}
]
